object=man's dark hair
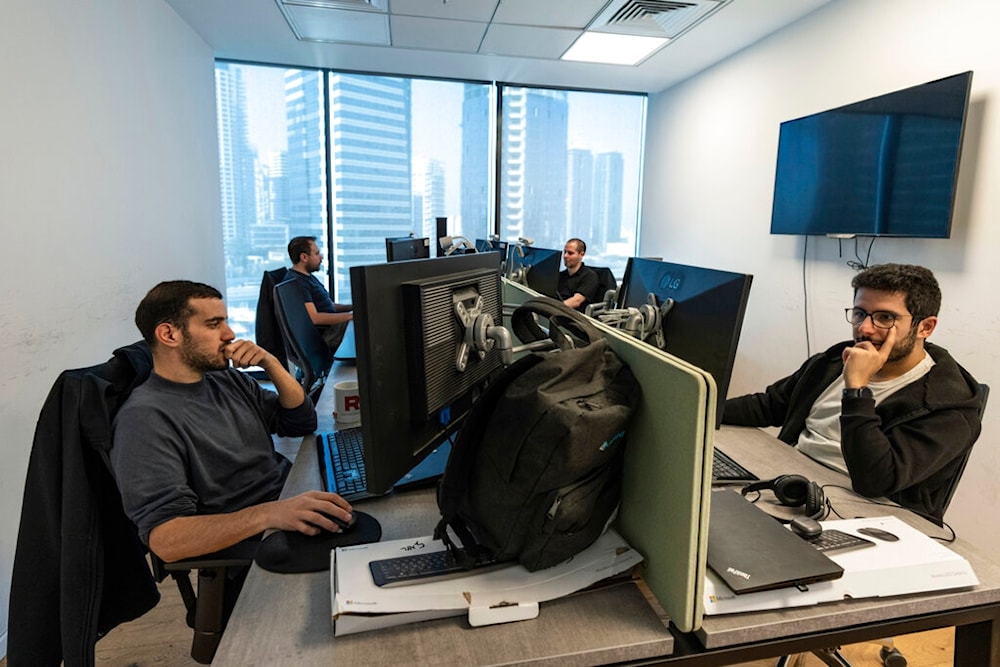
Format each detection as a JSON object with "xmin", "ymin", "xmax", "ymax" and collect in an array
[
  {"xmin": 135, "ymin": 280, "xmax": 223, "ymax": 345},
  {"xmin": 288, "ymin": 236, "xmax": 317, "ymax": 263},
  {"xmin": 852, "ymin": 263, "xmax": 941, "ymax": 319},
  {"xmin": 567, "ymin": 238, "xmax": 587, "ymax": 254}
]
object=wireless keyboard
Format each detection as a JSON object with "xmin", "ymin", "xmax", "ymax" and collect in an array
[
  {"xmin": 806, "ymin": 529, "xmax": 876, "ymax": 553},
  {"xmin": 369, "ymin": 548, "xmax": 513, "ymax": 588},
  {"xmin": 712, "ymin": 448, "xmax": 759, "ymax": 483}
]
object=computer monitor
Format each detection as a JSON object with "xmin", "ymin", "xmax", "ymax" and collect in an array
[
  {"xmin": 618, "ymin": 258, "xmax": 753, "ymax": 428},
  {"xmin": 385, "ymin": 236, "xmax": 431, "ymax": 262},
  {"xmin": 350, "ymin": 253, "xmax": 505, "ymax": 495},
  {"xmin": 504, "ymin": 244, "xmax": 562, "ymax": 299}
]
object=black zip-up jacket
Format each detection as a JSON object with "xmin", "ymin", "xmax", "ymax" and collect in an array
[
  {"xmin": 723, "ymin": 341, "xmax": 984, "ymax": 520},
  {"xmin": 8, "ymin": 342, "xmax": 159, "ymax": 666}
]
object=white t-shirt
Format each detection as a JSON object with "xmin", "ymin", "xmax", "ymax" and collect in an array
[{"xmin": 795, "ymin": 352, "xmax": 936, "ymax": 473}]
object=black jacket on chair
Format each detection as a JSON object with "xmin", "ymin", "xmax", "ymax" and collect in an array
[
  {"xmin": 8, "ymin": 341, "xmax": 160, "ymax": 667},
  {"xmin": 256, "ymin": 267, "xmax": 289, "ymax": 368}
]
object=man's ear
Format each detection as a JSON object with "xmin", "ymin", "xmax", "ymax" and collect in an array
[
  {"xmin": 154, "ymin": 322, "xmax": 183, "ymax": 349},
  {"xmin": 917, "ymin": 315, "xmax": 938, "ymax": 340}
]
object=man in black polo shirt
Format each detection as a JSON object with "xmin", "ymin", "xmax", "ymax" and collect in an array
[{"xmin": 557, "ymin": 238, "xmax": 600, "ymax": 312}]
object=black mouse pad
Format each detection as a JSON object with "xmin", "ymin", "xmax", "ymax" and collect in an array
[{"xmin": 255, "ymin": 511, "xmax": 382, "ymax": 573}]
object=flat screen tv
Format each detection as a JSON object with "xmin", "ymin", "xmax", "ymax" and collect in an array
[{"xmin": 770, "ymin": 71, "xmax": 972, "ymax": 238}]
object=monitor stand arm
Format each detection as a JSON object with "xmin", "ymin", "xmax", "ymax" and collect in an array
[
  {"xmin": 590, "ymin": 294, "xmax": 674, "ymax": 350},
  {"xmin": 455, "ymin": 289, "xmax": 517, "ymax": 370}
]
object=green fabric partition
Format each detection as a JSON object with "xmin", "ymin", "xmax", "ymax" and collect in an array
[{"xmin": 503, "ymin": 279, "xmax": 714, "ymax": 633}]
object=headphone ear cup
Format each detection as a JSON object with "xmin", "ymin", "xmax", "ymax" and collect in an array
[
  {"xmin": 806, "ymin": 482, "xmax": 827, "ymax": 520},
  {"xmin": 771, "ymin": 474, "xmax": 810, "ymax": 507}
]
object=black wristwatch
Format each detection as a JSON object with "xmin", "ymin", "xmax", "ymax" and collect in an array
[{"xmin": 842, "ymin": 387, "xmax": 873, "ymax": 400}]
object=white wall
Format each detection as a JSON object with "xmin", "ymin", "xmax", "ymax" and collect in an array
[
  {"xmin": 0, "ymin": 0, "xmax": 221, "ymax": 656},
  {"xmin": 641, "ymin": 0, "xmax": 1000, "ymax": 552}
]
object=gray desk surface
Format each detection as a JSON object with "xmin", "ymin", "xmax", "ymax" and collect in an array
[
  {"xmin": 213, "ymin": 365, "xmax": 1000, "ymax": 665},
  {"xmin": 213, "ymin": 363, "xmax": 674, "ymax": 666}
]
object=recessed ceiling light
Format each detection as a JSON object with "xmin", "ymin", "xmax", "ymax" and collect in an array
[{"xmin": 561, "ymin": 32, "xmax": 669, "ymax": 66}]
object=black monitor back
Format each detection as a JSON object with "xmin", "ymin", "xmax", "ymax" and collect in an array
[
  {"xmin": 385, "ymin": 236, "xmax": 431, "ymax": 262},
  {"xmin": 350, "ymin": 253, "xmax": 504, "ymax": 495},
  {"xmin": 619, "ymin": 258, "xmax": 752, "ymax": 428}
]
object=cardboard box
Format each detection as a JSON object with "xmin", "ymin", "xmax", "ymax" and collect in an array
[
  {"xmin": 703, "ymin": 516, "xmax": 979, "ymax": 615},
  {"xmin": 332, "ymin": 528, "xmax": 644, "ymax": 635}
]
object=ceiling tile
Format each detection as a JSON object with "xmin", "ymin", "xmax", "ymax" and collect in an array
[
  {"xmin": 390, "ymin": 16, "xmax": 488, "ymax": 53},
  {"xmin": 480, "ymin": 24, "xmax": 581, "ymax": 59},
  {"xmin": 389, "ymin": 0, "xmax": 499, "ymax": 22},
  {"xmin": 283, "ymin": 5, "xmax": 390, "ymax": 44},
  {"xmin": 492, "ymin": 0, "xmax": 608, "ymax": 29}
]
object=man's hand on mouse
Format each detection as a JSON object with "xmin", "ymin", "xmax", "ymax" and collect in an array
[{"xmin": 263, "ymin": 490, "xmax": 353, "ymax": 536}]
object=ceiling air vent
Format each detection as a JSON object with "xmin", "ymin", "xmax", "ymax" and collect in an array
[{"xmin": 591, "ymin": 0, "xmax": 727, "ymax": 38}]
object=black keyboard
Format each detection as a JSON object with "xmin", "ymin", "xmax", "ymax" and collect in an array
[
  {"xmin": 806, "ymin": 529, "xmax": 876, "ymax": 553},
  {"xmin": 712, "ymin": 448, "xmax": 759, "ymax": 483},
  {"xmin": 369, "ymin": 548, "xmax": 513, "ymax": 588},
  {"xmin": 317, "ymin": 429, "xmax": 369, "ymax": 500}
]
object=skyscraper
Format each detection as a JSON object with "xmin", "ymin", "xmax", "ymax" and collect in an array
[
  {"xmin": 498, "ymin": 88, "xmax": 569, "ymax": 244},
  {"xmin": 328, "ymin": 74, "xmax": 413, "ymax": 300}
]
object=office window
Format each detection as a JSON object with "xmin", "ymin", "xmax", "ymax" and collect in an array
[
  {"xmin": 215, "ymin": 63, "xmax": 642, "ymax": 343},
  {"xmin": 327, "ymin": 75, "xmax": 492, "ymax": 301},
  {"xmin": 498, "ymin": 86, "xmax": 645, "ymax": 279},
  {"xmin": 215, "ymin": 63, "xmax": 327, "ymax": 341}
]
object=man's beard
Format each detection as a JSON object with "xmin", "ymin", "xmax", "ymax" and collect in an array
[{"xmin": 181, "ymin": 336, "xmax": 228, "ymax": 373}]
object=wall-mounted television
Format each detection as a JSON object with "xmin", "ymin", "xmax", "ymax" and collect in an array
[{"xmin": 770, "ymin": 71, "xmax": 972, "ymax": 238}]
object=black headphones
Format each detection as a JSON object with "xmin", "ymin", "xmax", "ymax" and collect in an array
[{"xmin": 741, "ymin": 474, "xmax": 828, "ymax": 520}]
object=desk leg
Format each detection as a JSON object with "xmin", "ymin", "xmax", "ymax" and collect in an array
[{"xmin": 954, "ymin": 616, "xmax": 1000, "ymax": 666}]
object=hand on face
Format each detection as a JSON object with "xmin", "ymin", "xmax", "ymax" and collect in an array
[
  {"xmin": 224, "ymin": 339, "xmax": 272, "ymax": 369},
  {"xmin": 842, "ymin": 322, "xmax": 897, "ymax": 387}
]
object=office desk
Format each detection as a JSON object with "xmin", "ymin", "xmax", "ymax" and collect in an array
[{"xmin": 215, "ymin": 369, "xmax": 1000, "ymax": 666}]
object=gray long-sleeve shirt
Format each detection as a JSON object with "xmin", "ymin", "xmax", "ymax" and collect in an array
[{"xmin": 111, "ymin": 369, "xmax": 317, "ymax": 542}]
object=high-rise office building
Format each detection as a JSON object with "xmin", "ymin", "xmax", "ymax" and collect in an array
[
  {"xmin": 460, "ymin": 86, "xmax": 492, "ymax": 239},
  {"xmin": 283, "ymin": 69, "xmax": 328, "ymax": 248},
  {"xmin": 328, "ymin": 74, "xmax": 413, "ymax": 300},
  {"xmin": 215, "ymin": 64, "xmax": 257, "ymax": 261},
  {"xmin": 498, "ymin": 87, "xmax": 569, "ymax": 244},
  {"xmin": 594, "ymin": 151, "xmax": 625, "ymax": 246},
  {"xmin": 568, "ymin": 148, "xmax": 596, "ymax": 242}
]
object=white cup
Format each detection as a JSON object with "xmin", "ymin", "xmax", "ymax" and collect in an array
[{"xmin": 333, "ymin": 380, "xmax": 361, "ymax": 425}]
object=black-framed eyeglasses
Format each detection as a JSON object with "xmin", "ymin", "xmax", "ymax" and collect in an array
[{"xmin": 845, "ymin": 307, "xmax": 903, "ymax": 329}]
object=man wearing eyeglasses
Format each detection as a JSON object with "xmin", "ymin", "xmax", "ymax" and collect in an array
[{"xmin": 723, "ymin": 263, "xmax": 984, "ymax": 520}]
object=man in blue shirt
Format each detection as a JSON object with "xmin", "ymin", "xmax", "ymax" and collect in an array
[{"xmin": 287, "ymin": 236, "xmax": 353, "ymax": 353}]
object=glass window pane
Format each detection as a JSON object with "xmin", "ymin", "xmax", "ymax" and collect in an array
[
  {"xmin": 497, "ymin": 86, "xmax": 646, "ymax": 281},
  {"xmin": 329, "ymin": 75, "xmax": 493, "ymax": 301},
  {"xmin": 215, "ymin": 63, "xmax": 327, "ymax": 343}
]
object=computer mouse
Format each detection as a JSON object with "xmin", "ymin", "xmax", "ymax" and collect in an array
[
  {"xmin": 318, "ymin": 511, "xmax": 357, "ymax": 533},
  {"xmin": 790, "ymin": 516, "xmax": 823, "ymax": 539},
  {"xmin": 857, "ymin": 526, "xmax": 899, "ymax": 542}
]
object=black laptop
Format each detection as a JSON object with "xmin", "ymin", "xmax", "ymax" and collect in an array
[{"xmin": 707, "ymin": 488, "xmax": 844, "ymax": 594}]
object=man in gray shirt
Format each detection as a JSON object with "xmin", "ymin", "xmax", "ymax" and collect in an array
[{"xmin": 112, "ymin": 280, "xmax": 353, "ymax": 563}]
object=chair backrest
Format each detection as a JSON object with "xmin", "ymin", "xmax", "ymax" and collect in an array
[
  {"xmin": 255, "ymin": 267, "xmax": 289, "ymax": 368},
  {"xmin": 273, "ymin": 278, "xmax": 333, "ymax": 402},
  {"xmin": 939, "ymin": 383, "xmax": 990, "ymax": 519},
  {"xmin": 589, "ymin": 266, "xmax": 618, "ymax": 302}
]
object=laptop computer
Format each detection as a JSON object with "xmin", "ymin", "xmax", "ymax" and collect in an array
[{"xmin": 707, "ymin": 488, "xmax": 844, "ymax": 594}]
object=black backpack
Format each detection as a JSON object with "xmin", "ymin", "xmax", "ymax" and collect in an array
[{"xmin": 434, "ymin": 297, "xmax": 641, "ymax": 572}]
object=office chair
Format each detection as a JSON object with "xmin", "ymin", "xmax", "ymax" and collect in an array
[
  {"xmin": 255, "ymin": 267, "xmax": 290, "ymax": 369},
  {"xmin": 777, "ymin": 383, "xmax": 990, "ymax": 667},
  {"xmin": 273, "ymin": 277, "xmax": 335, "ymax": 404},
  {"xmin": 589, "ymin": 265, "xmax": 618, "ymax": 304},
  {"xmin": 8, "ymin": 341, "xmax": 253, "ymax": 665}
]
